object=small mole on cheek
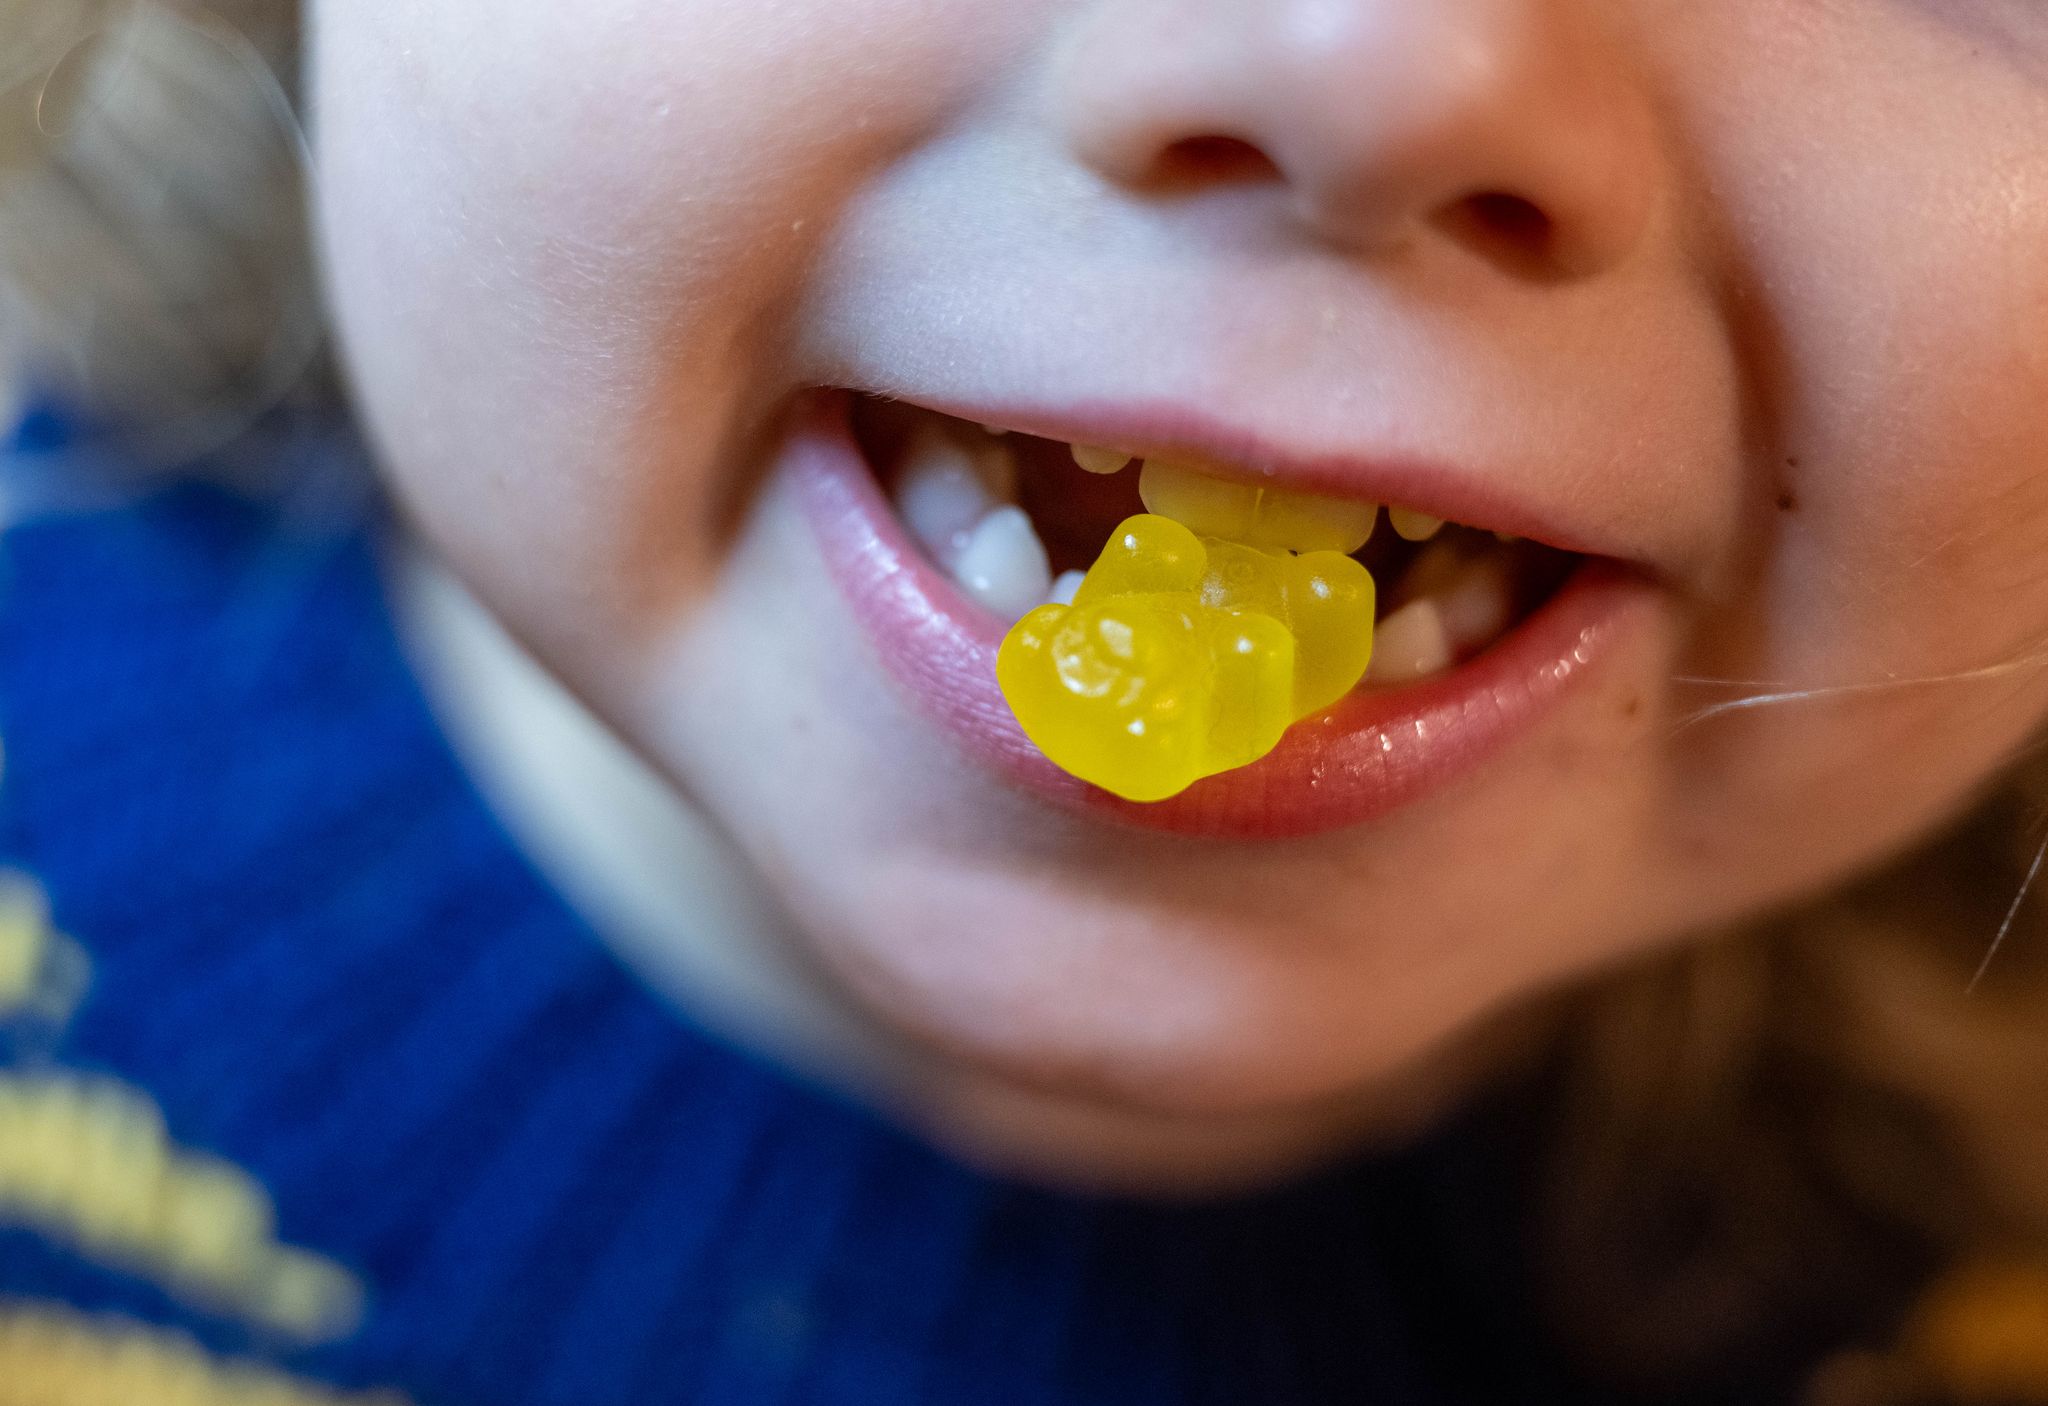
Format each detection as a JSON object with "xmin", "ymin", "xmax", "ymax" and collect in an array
[
  {"xmin": 1622, "ymin": 695, "xmax": 1642, "ymax": 720},
  {"xmin": 1777, "ymin": 458, "xmax": 1802, "ymax": 513}
]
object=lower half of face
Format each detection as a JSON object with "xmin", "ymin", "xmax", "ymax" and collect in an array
[{"xmin": 312, "ymin": 0, "xmax": 2048, "ymax": 1176}]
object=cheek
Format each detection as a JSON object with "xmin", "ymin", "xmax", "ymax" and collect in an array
[
  {"xmin": 1684, "ymin": 9, "xmax": 2048, "ymax": 680},
  {"xmin": 313, "ymin": 2, "xmax": 1014, "ymax": 682},
  {"xmin": 1637, "ymin": 9, "xmax": 2048, "ymax": 900},
  {"xmin": 1778, "ymin": 260, "xmax": 2048, "ymax": 685}
]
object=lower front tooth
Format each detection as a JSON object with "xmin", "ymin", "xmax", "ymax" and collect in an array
[
  {"xmin": 1436, "ymin": 557, "xmax": 1513, "ymax": 654},
  {"xmin": 1397, "ymin": 541, "xmax": 1515, "ymax": 655},
  {"xmin": 1047, "ymin": 569, "xmax": 1086, "ymax": 606},
  {"xmin": 1367, "ymin": 598, "xmax": 1452, "ymax": 683},
  {"xmin": 953, "ymin": 506, "xmax": 1052, "ymax": 623}
]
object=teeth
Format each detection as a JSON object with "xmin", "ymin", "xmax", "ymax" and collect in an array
[
  {"xmin": 895, "ymin": 415, "xmax": 1528, "ymax": 654},
  {"xmin": 897, "ymin": 426, "xmax": 1011, "ymax": 568},
  {"xmin": 1367, "ymin": 599, "xmax": 1452, "ymax": 684},
  {"xmin": 1389, "ymin": 507, "xmax": 1444, "ymax": 542},
  {"xmin": 953, "ymin": 506, "xmax": 1052, "ymax": 623},
  {"xmin": 1071, "ymin": 444, "xmax": 1133, "ymax": 476},
  {"xmin": 1399, "ymin": 542, "xmax": 1514, "ymax": 655},
  {"xmin": 1436, "ymin": 557, "xmax": 1514, "ymax": 655},
  {"xmin": 1365, "ymin": 543, "xmax": 1517, "ymax": 685}
]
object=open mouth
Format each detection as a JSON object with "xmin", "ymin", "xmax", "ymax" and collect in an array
[
  {"xmin": 788, "ymin": 389, "xmax": 1654, "ymax": 838},
  {"xmin": 849, "ymin": 396, "xmax": 1583, "ymax": 689}
]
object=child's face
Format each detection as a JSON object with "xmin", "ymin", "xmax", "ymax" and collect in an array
[{"xmin": 313, "ymin": 4, "xmax": 2048, "ymax": 1147}]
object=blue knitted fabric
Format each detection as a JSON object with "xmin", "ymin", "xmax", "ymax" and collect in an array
[{"xmin": 0, "ymin": 420, "xmax": 1621, "ymax": 1405}]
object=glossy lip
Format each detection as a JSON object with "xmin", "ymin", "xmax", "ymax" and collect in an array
[{"xmin": 791, "ymin": 388, "xmax": 1658, "ymax": 839}]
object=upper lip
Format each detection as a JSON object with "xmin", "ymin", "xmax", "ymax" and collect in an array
[{"xmin": 865, "ymin": 389, "xmax": 1634, "ymax": 565}]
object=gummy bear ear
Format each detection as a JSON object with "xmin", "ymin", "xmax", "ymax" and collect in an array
[
  {"xmin": 1072, "ymin": 514, "xmax": 1209, "ymax": 606},
  {"xmin": 1196, "ymin": 608, "xmax": 1297, "ymax": 770},
  {"xmin": 1280, "ymin": 551, "xmax": 1377, "ymax": 717}
]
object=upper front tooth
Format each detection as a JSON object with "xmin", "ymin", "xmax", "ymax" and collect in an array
[
  {"xmin": 953, "ymin": 506, "xmax": 1052, "ymax": 623},
  {"xmin": 897, "ymin": 427, "xmax": 1005, "ymax": 566},
  {"xmin": 1047, "ymin": 569, "xmax": 1086, "ymax": 606},
  {"xmin": 1389, "ymin": 507, "xmax": 1444, "ymax": 542},
  {"xmin": 1071, "ymin": 444, "xmax": 1133, "ymax": 476}
]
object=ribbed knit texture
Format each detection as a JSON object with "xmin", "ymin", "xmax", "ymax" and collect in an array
[{"xmin": 0, "ymin": 421, "xmax": 1623, "ymax": 1405}]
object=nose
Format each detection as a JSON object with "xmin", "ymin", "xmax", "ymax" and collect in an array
[{"xmin": 1053, "ymin": 0, "xmax": 1662, "ymax": 280}]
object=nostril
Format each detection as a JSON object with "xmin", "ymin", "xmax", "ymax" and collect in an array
[
  {"xmin": 1467, "ymin": 192, "xmax": 1551, "ymax": 245},
  {"xmin": 1434, "ymin": 190, "xmax": 1558, "ymax": 274},
  {"xmin": 1154, "ymin": 134, "xmax": 1283, "ymax": 188}
]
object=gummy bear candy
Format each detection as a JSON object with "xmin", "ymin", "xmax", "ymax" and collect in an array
[{"xmin": 998, "ymin": 514, "xmax": 1375, "ymax": 802}]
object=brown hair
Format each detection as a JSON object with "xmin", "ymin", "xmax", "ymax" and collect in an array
[
  {"xmin": 0, "ymin": 0, "xmax": 317, "ymax": 465},
  {"xmin": 1529, "ymin": 762, "xmax": 2048, "ymax": 1402}
]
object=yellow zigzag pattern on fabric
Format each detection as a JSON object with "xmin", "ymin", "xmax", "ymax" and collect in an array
[
  {"xmin": 0, "ymin": 1302, "xmax": 411, "ymax": 1406},
  {"xmin": 0, "ymin": 872, "xmax": 90, "ymax": 1028},
  {"xmin": 0, "ymin": 1075, "xmax": 364, "ymax": 1341}
]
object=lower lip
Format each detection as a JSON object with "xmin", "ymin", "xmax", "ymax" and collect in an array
[{"xmin": 789, "ymin": 390, "xmax": 1657, "ymax": 840}]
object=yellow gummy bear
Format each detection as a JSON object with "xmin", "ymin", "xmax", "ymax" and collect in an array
[{"xmin": 997, "ymin": 515, "xmax": 1375, "ymax": 802}]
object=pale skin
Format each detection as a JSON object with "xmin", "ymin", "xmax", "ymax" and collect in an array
[{"xmin": 311, "ymin": 1, "xmax": 2048, "ymax": 1191}]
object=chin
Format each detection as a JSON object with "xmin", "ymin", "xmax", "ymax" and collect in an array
[
  {"xmin": 837, "ymin": 932, "xmax": 1548, "ymax": 1198},
  {"xmin": 781, "ymin": 873, "xmax": 1542, "ymax": 1190}
]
